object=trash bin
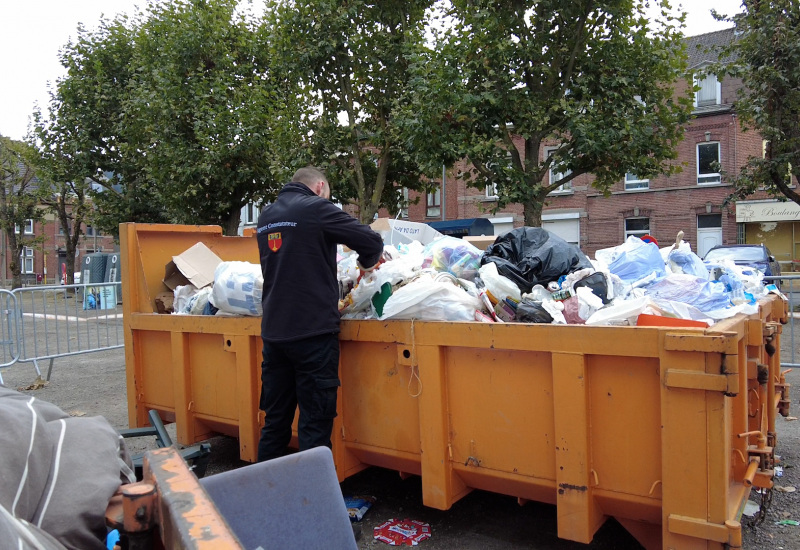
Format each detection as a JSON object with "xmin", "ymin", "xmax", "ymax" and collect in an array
[{"xmin": 120, "ymin": 222, "xmax": 789, "ymax": 550}]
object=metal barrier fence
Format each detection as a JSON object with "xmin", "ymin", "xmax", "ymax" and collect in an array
[{"xmin": 0, "ymin": 282, "xmax": 124, "ymax": 384}]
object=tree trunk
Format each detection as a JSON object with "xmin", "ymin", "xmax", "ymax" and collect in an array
[
  {"xmin": 523, "ymin": 194, "xmax": 545, "ymax": 227},
  {"xmin": 223, "ymin": 209, "xmax": 242, "ymax": 236}
]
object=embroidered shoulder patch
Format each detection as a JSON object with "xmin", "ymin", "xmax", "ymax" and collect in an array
[{"xmin": 268, "ymin": 232, "xmax": 282, "ymax": 252}]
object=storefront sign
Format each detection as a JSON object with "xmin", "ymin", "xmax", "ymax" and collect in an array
[{"xmin": 736, "ymin": 200, "xmax": 800, "ymax": 223}]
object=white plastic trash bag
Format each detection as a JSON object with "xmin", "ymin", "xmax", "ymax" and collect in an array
[
  {"xmin": 479, "ymin": 262, "xmax": 522, "ymax": 303},
  {"xmin": 210, "ymin": 261, "xmax": 263, "ymax": 316},
  {"xmin": 379, "ymin": 274, "xmax": 484, "ymax": 321}
]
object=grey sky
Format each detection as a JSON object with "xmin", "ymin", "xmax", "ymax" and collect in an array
[{"xmin": 0, "ymin": 0, "xmax": 743, "ymax": 141}]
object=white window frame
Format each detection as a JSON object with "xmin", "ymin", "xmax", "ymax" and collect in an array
[
  {"xmin": 697, "ymin": 142, "xmax": 721, "ymax": 185},
  {"xmin": 625, "ymin": 217, "xmax": 650, "ymax": 240},
  {"xmin": 426, "ymin": 187, "xmax": 441, "ymax": 218},
  {"xmin": 485, "ymin": 181, "xmax": 498, "ymax": 199},
  {"xmin": 625, "ymin": 173, "xmax": 649, "ymax": 190},
  {"xmin": 400, "ymin": 188, "xmax": 409, "ymax": 218},
  {"xmin": 694, "ymin": 72, "xmax": 721, "ymax": 107},
  {"xmin": 21, "ymin": 247, "xmax": 34, "ymax": 274},
  {"xmin": 14, "ymin": 220, "xmax": 34, "ymax": 235},
  {"xmin": 546, "ymin": 147, "xmax": 573, "ymax": 195},
  {"xmin": 242, "ymin": 201, "xmax": 260, "ymax": 225}
]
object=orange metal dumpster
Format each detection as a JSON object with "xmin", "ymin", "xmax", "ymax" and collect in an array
[{"xmin": 121, "ymin": 222, "xmax": 790, "ymax": 550}]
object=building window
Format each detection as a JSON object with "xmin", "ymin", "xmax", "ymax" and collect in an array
[
  {"xmin": 485, "ymin": 181, "xmax": 498, "ymax": 200},
  {"xmin": 625, "ymin": 173, "xmax": 649, "ymax": 190},
  {"xmin": 625, "ymin": 217, "xmax": 650, "ymax": 240},
  {"xmin": 694, "ymin": 73, "xmax": 721, "ymax": 107},
  {"xmin": 546, "ymin": 147, "xmax": 573, "ymax": 194},
  {"xmin": 697, "ymin": 142, "xmax": 721, "ymax": 184},
  {"xmin": 14, "ymin": 219, "xmax": 34, "ymax": 235},
  {"xmin": 85, "ymin": 225, "xmax": 101, "ymax": 237},
  {"xmin": 400, "ymin": 188, "xmax": 409, "ymax": 219},
  {"xmin": 21, "ymin": 247, "xmax": 34, "ymax": 274},
  {"xmin": 426, "ymin": 187, "xmax": 441, "ymax": 218},
  {"xmin": 242, "ymin": 202, "xmax": 260, "ymax": 225}
]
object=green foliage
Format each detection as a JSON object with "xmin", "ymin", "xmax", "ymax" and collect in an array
[
  {"xmin": 402, "ymin": 0, "xmax": 694, "ymax": 225},
  {"xmin": 34, "ymin": 0, "xmax": 301, "ymax": 237},
  {"xmin": 265, "ymin": 0, "xmax": 437, "ymax": 222},
  {"xmin": 714, "ymin": 1, "xmax": 800, "ymax": 204},
  {"xmin": 0, "ymin": 137, "xmax": 49, "ymax": 288}
]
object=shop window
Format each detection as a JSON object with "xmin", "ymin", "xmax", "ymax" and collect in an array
[{"xmin": 697, "ymin": 142, "xmax": 721, "ymax": 184}]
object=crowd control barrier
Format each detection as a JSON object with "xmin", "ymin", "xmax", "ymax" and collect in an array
[
  {"xmin": 121, "ymin": 222, "xmax": 790, "ymax": 550},
  {"xmin": 0, "ymin": 282, "xmax": 124, "ymax": 384}
]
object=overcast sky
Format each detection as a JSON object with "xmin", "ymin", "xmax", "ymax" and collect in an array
[{"xmin": 0, "ymin": 0, "xmax": 744, "ymax": 141}]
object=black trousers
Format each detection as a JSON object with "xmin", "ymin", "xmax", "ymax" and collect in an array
[{"xmin": 257, "ymin": 332, "xmax": 340, "ymax": 462}]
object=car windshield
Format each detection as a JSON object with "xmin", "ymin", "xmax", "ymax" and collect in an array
[{"xmin": 705, "ymin": 247, "xmax": 766, "ymax": 262}]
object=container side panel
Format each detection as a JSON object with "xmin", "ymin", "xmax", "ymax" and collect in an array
[
  {"xmin": 446, "ymin": 348, "xmax": 555, "ymax": 478},
  {"xmin": 137, "ymin": 330, "xmax": 176, "ymax": 411},
  {"xmin": 340, "ymin": 341, "xmax": 421, "ymax": 456},
  {"xmin": 187, "ymin": 333, "xmax": 239, "ymax": 423},
  {"xmin": 589, "ymin": 355, "xmax": 662, "ymax": 499}
]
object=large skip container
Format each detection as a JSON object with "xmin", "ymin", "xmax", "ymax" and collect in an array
[{"xmin": 121, "ymin": 223, "xmax": 790, "ymax": 550}]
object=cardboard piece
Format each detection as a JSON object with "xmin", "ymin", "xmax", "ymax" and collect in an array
[
  {"xmin": 163, "ymin": 242, "xmax": 223, "ymax": 290},
  {"xmin": 463, "ymin": 235, "xmax": 497, "ymax": 251},
  {"xmin": 370, "ymin": 218, "xmax": 444, "ymax": 246}
]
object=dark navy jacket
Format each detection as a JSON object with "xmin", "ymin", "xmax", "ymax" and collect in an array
[{"xmin": 256, "ymin": 182, "xmax": 383, "ymax": 342}]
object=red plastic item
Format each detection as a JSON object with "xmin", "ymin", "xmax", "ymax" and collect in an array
[{"xmin": 373, "ymin": 518, "xmax": 432, "ymax": 546}]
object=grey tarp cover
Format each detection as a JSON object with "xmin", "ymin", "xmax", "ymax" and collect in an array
[{"xmin": 0, "ymin": 385, "xmax": 135, "ymax": 550}]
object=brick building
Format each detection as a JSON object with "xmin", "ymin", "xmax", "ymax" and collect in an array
[
  {"xmin": 394, "ymin": 29, "xmax": 797, "ymax": 269},
  {"xmin": 1, "ymin": 211, "xmax": 116, "ymax": 286}
]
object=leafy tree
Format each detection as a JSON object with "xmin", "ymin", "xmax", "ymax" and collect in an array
[
  {"xmin": 265, "ymin": 0, "xmax": 437, "ymax": 223},
  {"xmin": 0, "ymin": 137, "xmax": 48, "ymax": 289},
  {"xmin": 715, "ymin": 0, "xmax": 800, "ymax": 203},
  {"xmin": 34, "ymin": 0, "xmax": 300, "ymax": 237},
  {"xmin": 403, "ymin": 0, "xmax": 695, "ymax": 226},
  {"xmin": 33, "ymin": 15, "xmax": 174, "ymax": 242},
  {"xmin": 126, "ymin": 0, "xmax": 300, "ymax": 234}
]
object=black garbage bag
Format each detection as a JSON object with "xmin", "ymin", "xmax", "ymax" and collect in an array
[
  {"xmin": 482, "ymin": 227, "xmax": 593, "ymax": 294},
  {"xmin": 573, "ymin": 271, "xmax": 611, "ymax": 305},
  {"xmin": 515, "ymin": 301, "xmax": 554, "ymax": 324}
]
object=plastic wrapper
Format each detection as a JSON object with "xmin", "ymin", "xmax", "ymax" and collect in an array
[
  {"xmin": 478, "ymin": 262, "xmax": 522, "ymax": 303},
  {"xmin": 378, "ymin": 273, "xmax": 485, "ymax": 321},
  {"xmin": 482, "ymin": 227, "xmax": 593, "ymax": 293},
  {"xmin": 644, "ymin": 273, "xmax": 731, "ymax": 312},
  {"xmin": 209, "ymin": 261, "xmax": 263, "ymax": 316},
  {"xmin": 422, "ymin": 236, "xmax": 482, "ymax": 281},
  {"xmin": 667, "ymin": 248, "xmax": 708, "ymax": 279},
  {"xmin": 344, "ymin": 495, "xmax": 376, "ymax": 522},
  {"xmin": 598, "ymin": 236, "xmax": 666, "ymax": 286}
]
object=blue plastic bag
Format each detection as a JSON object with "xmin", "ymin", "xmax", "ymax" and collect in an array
[
  {"xmin": 606, "ymin": 238, "xmax": 666, "ymax": 285},
  {"xmin": 645, "ymin": 274, "xmax": 731, "ymax": 312}
]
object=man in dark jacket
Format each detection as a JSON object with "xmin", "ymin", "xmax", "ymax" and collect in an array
[{"xmin": 256, "ymin": 166, "xmax": 383, "ymax": 462}]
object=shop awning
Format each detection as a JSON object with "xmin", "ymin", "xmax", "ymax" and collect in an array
[{"xmin": 426, "ymin": 218, "xmax": 495, "ymax": 237}]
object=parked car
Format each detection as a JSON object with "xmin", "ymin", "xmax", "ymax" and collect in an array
[{"xmin": 703, "ymin": 244, "xmax": 782, "ymax": 285}]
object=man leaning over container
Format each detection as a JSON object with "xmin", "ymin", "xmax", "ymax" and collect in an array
[{"xmin": 255, "ymin": 166, "xmax": 384, "ymax": 462}]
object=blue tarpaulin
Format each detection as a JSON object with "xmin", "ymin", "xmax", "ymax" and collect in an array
[{"xmin": 426, "ymin": 218, "xmax": 495, "ymax": 237}]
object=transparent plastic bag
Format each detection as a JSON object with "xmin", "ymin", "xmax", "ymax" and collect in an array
[
  {"xmin": 602, "ymin": 237, "xmax": 666, "ymax": 285},
  {"xmin": 478, "ymin": 262, "xmax": 522, "ymax": 303},
  {"xmin": 379, "ymin": 274, "xmax": 484, "ymax": 321},
  {"xmin": 209, "ymin": 261, "xmax": 263, "ymax": 316},
  {"xmin": 422, "ymin": 236, "xmax": 482, "ymax": 281}
]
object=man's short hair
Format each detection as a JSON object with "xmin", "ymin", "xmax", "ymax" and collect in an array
[{"xmin": 292, "ymin": 167, "xmax": 327, "ymax": 187}]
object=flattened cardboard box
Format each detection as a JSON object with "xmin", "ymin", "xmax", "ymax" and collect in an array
[{"xmin": 163, "ymin": 242, "xmax": 223, "ymax": 291}]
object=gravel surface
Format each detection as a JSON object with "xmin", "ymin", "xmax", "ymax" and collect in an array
[{"xmin": 2, "ymin": 314, "xmax": 799, "ymax": 549}]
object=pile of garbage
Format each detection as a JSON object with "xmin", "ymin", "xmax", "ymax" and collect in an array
[
  {"xmin": 337, "ymin": 227, "xmax": 783, "ymax": 327},
  {"xmin": 166, "ymin": 225, "xmax": 782, "ymax": 328}
]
